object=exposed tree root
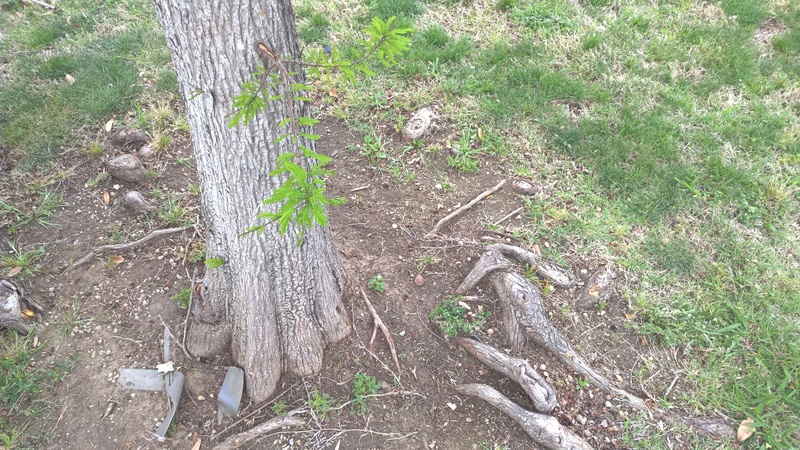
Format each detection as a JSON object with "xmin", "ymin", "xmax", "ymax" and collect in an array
[
  {"xmin": 453, "ymin": 384, "xmax": 592, "ymax": 450},
  {"xmin": 489, "ymin": 268, "xmax": 649, "ymax": 413},
  {"xmin": 454, "ymin": 337, "xmax": 557, "ymax": 413},
  {"xmin": 454, "ymin": 246, "xmax": 513, "ymax": 295},
  {"xmin": 213, "ymin": 407, "xmax": 306, "ymax": 449},
  {"xmin": 63, "ymin": 226, "xmax": 192, "ymax": 272},
  {"xmin": 0, "ymin": 279, "xmax": 39, "ymax": 333},
  {"xmin": 488, "ymin": 243, "xmax": 576, "ymax": 289},
  {"xmin": 360, "ymin": 287, "xmax": 401, "ymax": 373},
  {"xmin": 455, "ymin": 244, "xmax": 736, "ymax": 441}
]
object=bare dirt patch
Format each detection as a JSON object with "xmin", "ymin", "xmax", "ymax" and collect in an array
[{"xmin": 3, "ymin": 118, "xmax": 699, "ymax": 449}]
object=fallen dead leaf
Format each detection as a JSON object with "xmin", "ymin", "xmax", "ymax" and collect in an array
[
  {"xmin": 65, "ymin": 74, "xmax": 75, "ymax": 85},
  {"xmin": 191, "ymin": 437, "xmax": 201, "ymax": 450},
  {"xmin": 7, "ymin": 266, "xmax": 22, "ymax": 277},
  {"xmin": 625, "ymin": 313, "xmax": 635, "ymax": 320},
  {"xmin": 109, "ymin": 255, "xmax": 125, "ymax": 266},
  {"xmin": 105, "ymin": 118, "xmax": 115, "ymax": 133},
  {"xmin": 21, "ymin": 308, "xmax": 36, "ymax": 320},
  {"xmin": 414, "ymin": 273, "xmax": 425, "ymax": 286},
  {"xmin": 328, "ymin": 87, "xmax": 338, "ymax": 97},
  {"xmin": 640, "ymin": 337, "xmax": 647, "ymax": 346},
  {"xmin": 102, "ymin": 190, "xmax": 110, "ymax": 205},
  {"xmin": 737, "ymin": 417, "xmax": 755, "ymax": 442}
]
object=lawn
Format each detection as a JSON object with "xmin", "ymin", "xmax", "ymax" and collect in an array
[{"xmin": 1, "ymin": 0, "xmax": 799, "ymax": 447}]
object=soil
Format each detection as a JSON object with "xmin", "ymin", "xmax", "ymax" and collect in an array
[{"xmin": 1, "ymin": 116, "xmax": 696, "ymax": 449}]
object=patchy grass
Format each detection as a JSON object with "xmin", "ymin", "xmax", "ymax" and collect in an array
[
  {"xmin": 0, "ymin": 330, "xmax": 75, "ymax": 447},
  {"xmin": 299, "ymin": 0, "xmax": 800, "ymax": 445},
  {"xmin": 0, "ymin": 0, "xmax": 175, "ymax": 170}
]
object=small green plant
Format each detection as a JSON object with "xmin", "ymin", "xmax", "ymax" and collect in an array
[
  {"xmin": 1, "ymin": 330, "xmax": 74, "ymax": 414},
  {"xmin": 157, "ymin": 194, "xmax": 193, "ymax": 226},
  {"xmin": 430, "ymin": 298, "xmax": 490, "ymax": 339},
  {"xmin": 575, "ymin": 376, "xmax": 591, "ymax": 390},
  {"xmin": 0, "ymin": 190, "xmax": 63, "ymax": 233},
  {"xmin": 361, "ymin": 134, "xmax": 387, "ymax": 162},
  {"xmin": 85, "ymin": 171, "xmax": 111, "ymax": 189},
  {"xmin": 188, "ymin": 242, "xmax": 206, "ymax": 263},
  {"xmin": 1, "ymin": 243, "xmax": 47, "ymax": 279},
  {"xmin": 309, "ymin": 389, "xmax": 334, "ymax": 418},
  {"xmin": 368, "ymin": 275, "xmax": 385, "ymax": 293},
  {"xmin": 351, "ymin": 373, "xmax": 381, "ymax": 415},
  {"xmin": 153, "ymin": 132, "xmax": 172, "ymax": 152},
  {"xmin": 446, "ymin": 131, "xmax": 481, "ymax": 173},
  {"xmin": 84, "ymin": 141, "xmax": 105, "ymax": 156},
  {"xmin": 271, "ymin": 400, "xmax": 289, "ymax": 415},
  {"xmin": 205, "ymin": 257, "xmax": 225, "ymax": 269},
  {"xmin": 171, "ymin": 288, "xmax": 192, "ymax": 309},
  {"xmin": 417, "ymin": 253, "xmax": 437, "ymax": 272}
]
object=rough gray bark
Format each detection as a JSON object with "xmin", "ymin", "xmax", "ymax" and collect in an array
[
  {"xmin": 453, "ymin": 384, "xmax": 592, "ymax": 450},
  {"xmin": 490, "ymin": 269, "xmax": 648, "ymax": 412},
  {"xmin": 454, "ymin": 337, "xmax": 557, "ymax": 413},
  {"xmin": 154, "ymin": 0, "xmax": 349, "ymax": 402}
]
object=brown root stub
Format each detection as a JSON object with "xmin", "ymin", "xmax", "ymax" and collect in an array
[
  {"xmin": 576, "ymin": 265, "xmax": 616, "ymax": 310},
  {"xmin": 107, "ymin": 154, "xmax": 147, "ymax": 183},
  {"xmin": 122, "ymin": 190, "xmax": 157, "ymax": 212},
  {"xmin": 453, "ymin": 384, "xmax": 592, "ymax": 450},
  {"xmin": 110, "ymin": 128, "xmax": 150, "ymax": 148},
  {"xmin": 214, "ymin": 408, "xmax": 306, "ymax": 449},
  {"xmin": 455, "ymin": 337, "xmax": 557, "ymax": 413},
  {"xmin": 0, "ymin": 279, "xmax": 39, "ymax": 334},
  {"xmin": 488, "ymin": 243, "xmax": 576, "ymax": 288},
  {"xmin": 455, "ymin": 247, "xmax": 513, "ymax": 295},
  {"xmin": 401, "ymin": 106, "xmax": 436, "ymax": 140},
  {"xmin": 490, "ymin": 270, "xmax": 649, "ymax": 413}
]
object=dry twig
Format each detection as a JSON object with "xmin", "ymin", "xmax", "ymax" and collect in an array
[
  {"xmin": 453, "ymin": 384, "xmax": 591, "ymax": 450},
  {"xmin": 214, "ymin": 408, "xmax": 306, "ymax": 450},
  {"xmin": 25, "ymin": 0, "xmax": 55, "ymax": 9},
  {"xmin": 63, "ymin": 226, "xmax": 192, "ymax": 272},
  {"xmin": 425, "ymin": 180, "xmax": 506, "ymax": 238},
  {"xmin": 359, "ymin": 287, "xmax": 401, "ymax": 373},
  {"xmin": 159, "ymin": 315, "xmax": 193, "ymax": 360}
]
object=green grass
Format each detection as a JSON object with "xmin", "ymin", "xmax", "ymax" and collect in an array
[
  {"xmin": 1, "ymin": 331, "xmax": 75, "ymax": 447},
  {"xmin": 298, "ymin": 0, "xmax": 800, "ymax": 445},
  {"xmin": 2, "ymin": 0, "xmax": 799, "ymax": 446},
  {"xmin": 0, "ymin": 0, "xmax": 173, "ymax": 170}
]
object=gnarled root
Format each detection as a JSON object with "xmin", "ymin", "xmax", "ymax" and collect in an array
[
  {"xmin": 490, "ymin": 269, "xmax": 649, "ymax": 413},
  {"xmin": 1, "ymin": 279, "xmax": 40, "ymax": 334},
  {"xmin": 488, "ymin": 244, "xmax": 576, "ymax": 289},
  {"xmin": 454, "ymin": 337, "xmax": 557, "ymax": 413},
  {"xmin": 455, "ymin": 247, "xmax": 513, "ymax": 295},
  {"xmin": 453, "ymin": 384, "xmax": 592, "ymax": 450}
]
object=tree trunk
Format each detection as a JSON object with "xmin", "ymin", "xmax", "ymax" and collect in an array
[{"xmin": 154, "ymin": 0, "xmax": 350, "ymax": 402}]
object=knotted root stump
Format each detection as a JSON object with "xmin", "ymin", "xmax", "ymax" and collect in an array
[
  {"xmin": 495, "ymin": 266, "xmax": 648, "ymax": 412},
  {"xmin": 488, "ymin": 243, "xmax": 576, "ymax": 289},
  {"xmin": 458, "ymin": 245, "xmax": 736, "ymax": 440},
  {"xmin": 455, "ymin": 337, "xmax": 557, "ymax": 413},
  {"xmin": 453, "ymin": 384, "xmax": 592, "ymax": 450},
  {"xmin": 1, "ymin": 279, "xmax": 42, "ymax": 334},
  {"xmin": 463, "ymin": 247, "xmax": 648, "ymax": 412}
]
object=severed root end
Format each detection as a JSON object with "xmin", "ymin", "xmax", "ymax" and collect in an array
[
  {"xmin": 455, "ymin": 337, "xmax": 557, "ymax": 413},
  {"xmin": 454, "ymin": 384, "xmax": 592, "ymax": 450}
]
